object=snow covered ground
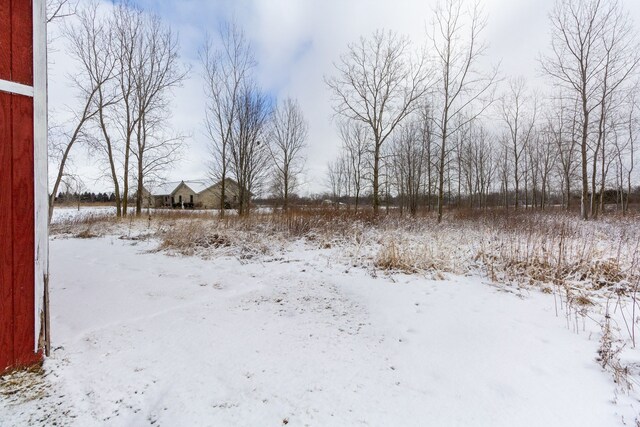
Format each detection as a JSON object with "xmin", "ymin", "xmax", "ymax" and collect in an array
[
  {"xmin": 2, "ymin": 208, "xmax": 640, "ymax": 426},
  {"xmin": 49, "ymin": 205, "xmax": 273, "ymax": 224}
]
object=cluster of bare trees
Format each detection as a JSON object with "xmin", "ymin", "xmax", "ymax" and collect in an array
[
  {"xmin": 49, "ymin": 1, "xmax": 186, "ymax": 221},
  {"xmin": 201, "ymin": 23, "xmax": 308, "ymax": 215},
  {"xmin": 325, "ymin": 0, "xmax": 496, "ymax": 221},
  {"xmin": 542, "ymin": 0, "xmax": 640, "ymax": 219},
  {"xmin": 325, "ymin": 29, "xmax": 430, "ymax": 214},
  {"xmin": 326, "ymin": 0, "xmax": 640, "ymax": 220},
  {"xmin": 52, "ymin": 7, "xmax": 309, "ymax": 219}
]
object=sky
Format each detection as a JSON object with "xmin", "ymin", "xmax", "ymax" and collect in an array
[{"xmin": 47, "ymin": 0, "xmax": 640, "ymax": 195}]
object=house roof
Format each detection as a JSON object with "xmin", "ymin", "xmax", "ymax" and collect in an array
[
  {"xmin": 147, "ymin": 180, "xmax": 211, "ymax": 196},
  {"xmin": 194, "ymin": 178, "xmax": 239, "ymax": 193},
  {"xmin": 183, "ymin": 180, "xmax": 214, "ymax": 194},
  {"xmin": 146, "ymin": 178, "xmax": 251, "ymax": 197},
  {"xmin": 147, "ymin": 181, "xmax": 181, "ymax": 196}
]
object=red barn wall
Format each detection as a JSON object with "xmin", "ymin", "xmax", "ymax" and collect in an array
[{"xmin": 0, "ymin": 0, "xmax": 41, "ymax": 373}]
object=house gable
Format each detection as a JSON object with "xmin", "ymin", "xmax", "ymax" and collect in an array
[{"xmin": 171, "ymin": 181, "xmax": 197, "ymax": 205}]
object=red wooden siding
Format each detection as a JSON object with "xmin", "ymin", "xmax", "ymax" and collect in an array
[
  {"xmin": 12, "ymin": 94, "xmax": 36, "ymax": 367},
  {"xmin": 0, "ymin": 0, "xmax": 40, "ymax": 373},
  {"xmin": 10, "ymin": 0, "xmax": 33, "ymax": 85},
  {"xmin": 0, "ymin": 0, "xmax": 10, "ymax": 81}
]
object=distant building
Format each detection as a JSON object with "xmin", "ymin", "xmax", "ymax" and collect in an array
[
  {"xmin": 143, "ymin": 178, "xmax": 246, "ymax": 209},
  {"xmin": 198, "ymin": 178, "xmax": 243, "ymax": 209},
  {"xmin": 172, "ymin": 181, "xmax": 198, "ymax": 208}
]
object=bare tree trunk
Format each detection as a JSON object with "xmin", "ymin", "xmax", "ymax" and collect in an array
[
  {"xmin": 98, "ymin": 108, "xmax": 122, "ymax": 217},
  {"xmin": 431, "ymin": 0, "xmax": 497, "ymax": 222},
  {"xmin": 267, "ymin": 98, "xmax": 308, "ymax": 212},
  {"xmin": 438, "ymin": 123, "xmax": 447, "ymax": 222},
  {"xmin": 580, "ymin": 91, "xmax": 590, "ymax": 220},
  {"xmin": 48, "ymin": 111, "xmax": 92, "ymax": 223}
]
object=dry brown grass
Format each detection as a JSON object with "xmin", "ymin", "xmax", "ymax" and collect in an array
[
  {"xmin": 52, "ymin": 208, "xmax": 640, "ymax": 288},
  {"xmin": 50, "ymin": 208, "xmax": 640, "ymax": 287},
  {"xmin": 476, "ymin": 217, "xmax": 639, "ymax": 292},
  {"xmin": 0, "ymin": 365, "xmax": 47, "ymax": 402},
  {"xmin": 374, "ymin": 241, "xmax": 419, "ymax": 273}
]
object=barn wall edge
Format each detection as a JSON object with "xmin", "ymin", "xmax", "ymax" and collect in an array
[{"xmin": 33, "ymin": 0, "xmax": 48, "ymax": 353}]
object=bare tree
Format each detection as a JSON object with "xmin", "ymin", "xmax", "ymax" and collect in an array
[
  {"xmin": 131, "ymin": 14, "xmax": 187, "ymax": 216},
  {"xmin": 498, "ymin": 142, "xmax": 511, "ymax": 209},
  {"xmin": 456, "ymin": 120, "xmax": 495, "ymax": 209},
  {"xmin": 82, "ymin": 3, "xmax": 186, "ymax": 217},
  {"xmin": 132, "ymin": 118, "xmax": 184, "ymax": 210},
  {"xmin": 541, "ymin": 0, "xmax": 640, "ymax": 219},
  {"xmin": 228, "ymin": 84, "xmax": 272, "ymax": 215},
  {"xmin": 622, "ymin": 85, "xmax": 638, "ymax": 213},
  {"xmin": 471, "ymin": 125, "xmax": 497, "ymax": 209},
  {"xmin": 611, "ymin": 111, "xmax": 630, "ymax": 211},
  {"xmin": 49, "ymin": 2, "xmax": 116, "ymax": 223},
  {"xmin": 201, "ymin": 22, "xmax": 255, "ymax": 216},
  {"xmin": 593, "ymin": 9, "xmax": 640, "ymax": 218},
  {"xmin": 267, "ymin": 98, "xmax": 308, "ymax": 211},
  {"xmin": 547, "ymin": 93, "xmax": 580, "ymax": 210},
  {"xmin": 109, "ymin": 3, "xmax": 146, "ymax": 216},
  {"xmin": 391, "ymin": 119, "xmax": 430, "ymax": 215},
  {"xmin": 326, "ymin": 157, "xmax": 348, "ymax": 208},
  {"xmin": 61, "ymin": 173, "xmax": 85, "ymax": 212},
  {"xmin": 338, "ymin": 120, "xmax": 370, "ymax": 212},
  {"xmin": 533, "ymin": 126, "xmax": 559, "ymax": 210},
  {"xmin": 498, "ymin": 77, "xmax": 538, "ymax": 209},
  {"xmin": 430, "ymin": 0, "xmax": 498, "ymax": 222},
  {"xmin": 325, "ymin": 29, "xmax": 429, "ymax": 213},
  {"xmin": 417, "ymin": 102, "xmax": 437, "ymax": 210}
]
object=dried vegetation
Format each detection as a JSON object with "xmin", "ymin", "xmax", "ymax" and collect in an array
[{"xmin": 50, "ymin": 207, "xmax": 640, "ymax": 389}]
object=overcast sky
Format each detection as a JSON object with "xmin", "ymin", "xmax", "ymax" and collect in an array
[{"xmin": 48, "ymin": 0, "xmax": 640, "ymax": 195}]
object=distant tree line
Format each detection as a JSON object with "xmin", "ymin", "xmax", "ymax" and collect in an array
[{"xmin": 55, "ymin": 192, "xmax": 116, "ymax": 203}]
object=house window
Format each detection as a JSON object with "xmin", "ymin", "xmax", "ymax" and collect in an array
[
  {"xmin": 179, "ymin": 195, "xmax": 182, "ymax": 203},
  {"xmin": 190, "ymin": 195, "xmax": 193, "ymax": 203}
]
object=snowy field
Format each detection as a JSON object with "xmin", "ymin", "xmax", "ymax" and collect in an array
[
  {"xmin": 2, "ymin": 207, "xmax": 640, "ymax": 426},
  {"xmin": 49, "ymin": 205, "xmax": 273, "ymax": 224}
]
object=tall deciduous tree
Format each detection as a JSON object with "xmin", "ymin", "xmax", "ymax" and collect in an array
[
  {"xmin": 201, "ymin": 22, "xmax": 255, "ymax": 216},
  {"xmin": 430, "ymin": 0, "xmax": 498, "ymax": 222},
  {"xmin": 498, "ymin": 77, "xmax": 538, "ymax": 209},
  {"xmin": 267, "ymin": 98, "xmax": 308, "ymax": 211},
  {"xmin": 229, "ymin": 84, "xmax": 271, "ymax": 215},
  {"xmin": 391, "ymin": 118, "xmax": 431, "ymax": 216},
  {"xmin": 541, "ymin": 0, "xmax": 640, "ymax": 219},
  {"xmin": 326, "ymin": 29, "xmax": 429, "ymax": 213},
  {"xmin": 338, "ymin": 120, "xmax": 370, "ymax": 212},
  {"xmin": 130, "ymin": 13, "xmax": 187, "ymax": 216},
  {"xmin": 547, "ymin": 93, "xmax": 580, "ymax": 210},
  {"xmin": 84, "ymin": 2, "xmax": 186, "ymax": 217},
  {"xmin": 49, "ymin": 1, "xmax": 116, "ymax": 223}
]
